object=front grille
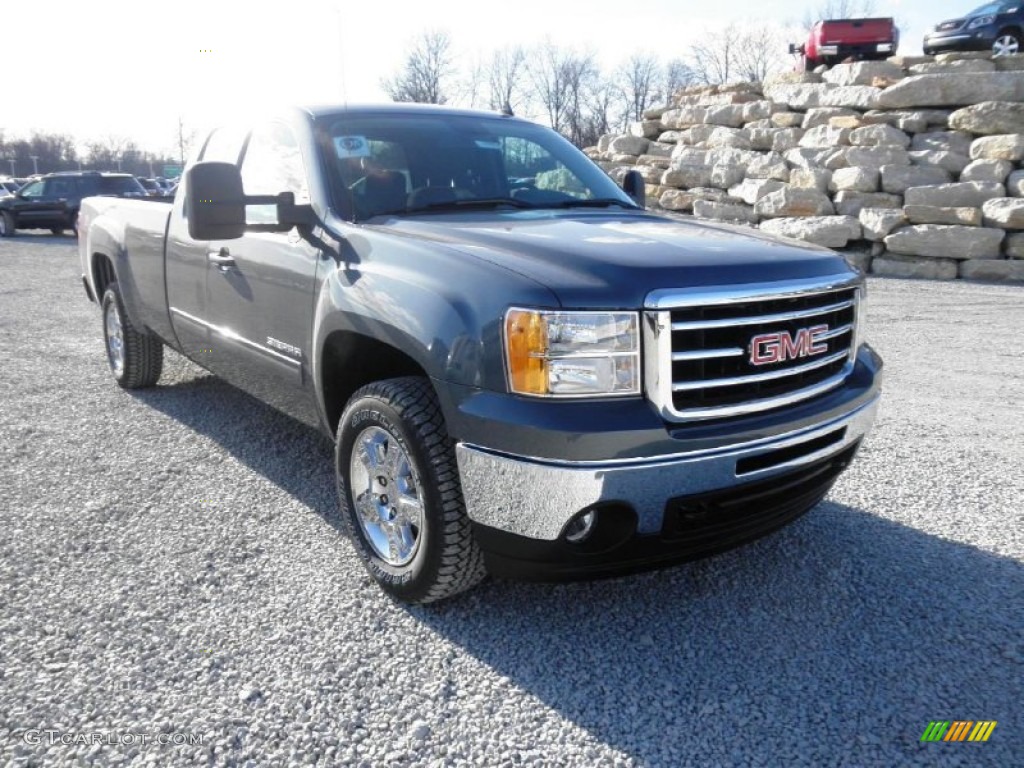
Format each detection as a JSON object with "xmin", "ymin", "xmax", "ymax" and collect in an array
[
  {"xmin": 937, "ymin": 19, "xmax": 964, "ymax": 31},
  {"xmin": 647, "ymin": 278, "xmax": 860, "ymax": 421}
]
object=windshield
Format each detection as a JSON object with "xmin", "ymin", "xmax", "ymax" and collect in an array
[
  {"xmin": 968, "ymin": 1, "xmax": 1013, "ymax": 16},
  {"xmin": 318, "ymin": 112, "xmax": 635, "ymax": 221}
]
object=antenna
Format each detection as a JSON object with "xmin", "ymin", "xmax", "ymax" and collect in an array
[{"xmin": 336, "ymin": 5, "xmax": 349, "ymax": 106}]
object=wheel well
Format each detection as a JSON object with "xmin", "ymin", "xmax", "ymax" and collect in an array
[
  {"xmin": 321, "ymin": 331, "xmax": 430, "ymax": 435},
  {"xmin": 92, "ymin": 253, "xmax": 116, "ymax": 299},
  {"xmin": 997, "ymin": 25, "xmax": 1022, "ymax": 37}
]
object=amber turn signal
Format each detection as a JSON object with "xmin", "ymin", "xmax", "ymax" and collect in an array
[{"xmin": 505, "ymin": 309, "xmax": 549, "ymax": 395}]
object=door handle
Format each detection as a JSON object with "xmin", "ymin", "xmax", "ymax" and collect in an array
[{"xmin": 207, "ymin": 247, "xmax": 236, "ymax": 269}]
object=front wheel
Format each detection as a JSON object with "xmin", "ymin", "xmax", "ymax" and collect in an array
[
  {"xmin": 0, "ymin": 211, "xmax": 15, "ymax": 237},
  {"xmin": 993, "ymin": 30, "xmax": 1021, "ymax": 56},
  {"xmin": 335, "ymin": 377, "xmax": 486, "ymax": 603},
  {"xmin": 101, "ymin": 282, "xmax": 163, "ymax": 388}
]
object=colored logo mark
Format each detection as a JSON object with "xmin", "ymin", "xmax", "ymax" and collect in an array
[{"xmin": 920, "ymin": 721, "xmax": 997, "ymax": 742}]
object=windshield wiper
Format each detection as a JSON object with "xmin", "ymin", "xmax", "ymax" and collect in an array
[
  {"xmin": 407, "ymin": 197, "xmax": 537, "ymax": 213},
  {"xmin": 546, "ymin": 198, "xmax": 638, "ymax": 209}
]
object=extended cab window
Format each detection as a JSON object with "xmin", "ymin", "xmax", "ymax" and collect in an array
[
  {"xmin": 240, "ymin": 122, "xmax": 310, "ymax": 225},
  {"xmin": 321, "ymin": 113, "xmax": 633, "ymax": 221}
]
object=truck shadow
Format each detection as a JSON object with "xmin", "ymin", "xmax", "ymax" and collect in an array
[
  {"xmin": 130, "ymin": 373, "xmax": 1022, "ymax": 763},
  {"xmin": 413, "ymin": 506, "xmax": 1023, "ymax": 762},
  {"xmin": 129, "ymin": 372, "xmax": 341, "ymax": 531}
]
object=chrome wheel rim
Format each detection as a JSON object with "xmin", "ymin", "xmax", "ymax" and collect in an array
[
  {"xmin": 349, "ymin": 426, "xmax": 423, "ymax": 566},
  {"xmin": 0, "ymin": 217, "xmax": 7, "ymax": 235},
  {"xmin": 104, "ymin": 301, "xmax": 125, "ymax": 378},
  {"xmin": 994, "ymin": 36, "xmax": 1019, "ymax": 55}
]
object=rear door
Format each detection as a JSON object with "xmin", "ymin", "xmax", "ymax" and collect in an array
[{"xmin": 202, "ymin": 120, "xmax": 321, "ymax": 425}]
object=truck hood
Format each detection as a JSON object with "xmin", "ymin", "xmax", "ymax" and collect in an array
[{"xmin": 371, "ymin": 210, "xmax": 855, "ymax": 307}]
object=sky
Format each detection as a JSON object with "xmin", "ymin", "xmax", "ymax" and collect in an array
[{"xmin": 3, "ymin": 0, "xmax": 981, "ymax": 160}]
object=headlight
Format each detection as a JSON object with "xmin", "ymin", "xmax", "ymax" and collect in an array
[
  {"xmin": 969, "ymin": 15, "xmax": 994, "ymax": 28},
  {"xmin": 504, "ymin": 308, "xmax": 640, "ymax": 397}
]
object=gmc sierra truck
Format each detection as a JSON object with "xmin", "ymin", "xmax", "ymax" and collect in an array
[{"xmin": 79, "ymin": 105, "xmax": 882, "ymax": 603}]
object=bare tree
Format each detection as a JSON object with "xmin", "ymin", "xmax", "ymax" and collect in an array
[
  {"xmin": 382, "ymin": 30, "xmax": 454, "ymax": 104},
  {"xmin": 733, "ymin": 25, "xmax": 788, "ymax": 82},
  {"xmin": 690, "ymin": 24, "xmax": 788, "ymax": 85},
  {"xmin": 689, "ymin": 25, "xmax": 741, "ymax": 85},
  {"xmin": 579, "ymin": 80, "xmax": 617, "ymax": 147},
  {"xmin": 86, "ymin": 136, "xmax": 136, "ymax": 171},
  {"xmin": 804, "ymin": 0, "xmax": 876, "ymax": 28},
  {"xmin": 527, "ymin": 42, "xmax": 603, "ymax": 146},
  {"xmin": 662, "ymin": 58, "xmax": 696, "ymax": 106},
  {"xmin": 458, "ymin": 54, "xmax": 487, "ymax": 109},
  {"xmin": 616, "ymin": 53, "xmax": 661, "ymax": 122},
  {"xmin": 485, "ymin": 46, "xmax": 527, "ymax": 114},
  {"xmin": 176, "ymin": 116, "xmax": 197, "ymax": 167},
  {"xmin": 528, "ymin": 42, "xmax": 574, "ymax": 133}
]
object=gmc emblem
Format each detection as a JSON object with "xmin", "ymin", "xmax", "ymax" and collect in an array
[{"xmin": 750, "ymin": 325, "xmax": 829, "ymax": 366}]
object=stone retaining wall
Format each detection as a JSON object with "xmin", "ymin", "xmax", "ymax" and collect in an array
[{"xmin": 586, "ymin": 53, "xmax": 1024, "ymax": 281}]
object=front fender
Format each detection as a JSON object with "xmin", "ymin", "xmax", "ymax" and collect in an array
[{"xmin": 310, "ymin": 221, "xmax": 559, "ymax": 427}]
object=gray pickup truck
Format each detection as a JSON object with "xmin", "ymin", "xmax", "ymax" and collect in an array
[{"xmin": 79, "ymin": 104, "xmax": 882, "ymax": 603}]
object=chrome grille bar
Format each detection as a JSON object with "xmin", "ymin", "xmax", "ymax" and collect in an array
[
  {"xmin": 670, "ymin": 299, "xmax": 854, "ymax": 331},
  {"xmin": 671, "ymin": 350, "xmax": 850, "ymax": 392},
  {"xmin": 672, "ymin": 347, "xmax": 744, "ymax": 362}
]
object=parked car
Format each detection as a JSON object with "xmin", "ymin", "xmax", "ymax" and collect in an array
[
  {"xmin": 0, "ymin": 171, "xmax": 147, "ymax": 237},
  {"xmin": 924, "ymin": 1, "xmax": 1023, "ymax": 55},
  {"xmin": 137, "ymin": 177, "xmax": 162, "ymax": 196},
  {"xmin": 79, "ymin": 105, "xmax": 882, "ymax": 603},
  {"xmin": 790, "ymin": 17, "xmax": 899, "ymax": 70},
  {"xmin": 0, "ymin": 179, "xmax": 22, "ymax": 196}
]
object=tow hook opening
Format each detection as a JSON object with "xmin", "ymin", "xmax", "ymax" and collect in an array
[{"xmin": 560, "ymin": 503, "xmax": 637, "ymax": 553}]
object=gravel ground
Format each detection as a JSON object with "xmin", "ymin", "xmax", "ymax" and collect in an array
[{"xmin": 1, "ymin": 235, "xmax": 1021, "ymax": 767}]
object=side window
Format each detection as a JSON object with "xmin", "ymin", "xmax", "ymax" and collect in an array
[
  {"xmin": 46, "ymin": 178, "xmax": 75, "ymax": 198},
  {"xmin": 240, "ymin": 122, "xmax": 310, "ymax": 224},
  {"xmin": 77, "ymin": 177, "xmax": 99, "ymax": 197},
  {"xmin": 19, "ymin": 180, "xmax": 44, "ymax": 199},
  {"xmin": 502, "ymin": 137, "xmax": 588, "ymax": 200},
  {"xmin": 200, "ymin": 126, "xmax": 247, "ymax": 164}
]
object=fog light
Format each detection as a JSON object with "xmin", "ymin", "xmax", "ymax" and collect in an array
[{"xmin": 564, "ymin": 511, "xmax": 597, "ymax": 543}]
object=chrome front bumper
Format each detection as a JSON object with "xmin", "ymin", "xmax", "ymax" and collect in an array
[{"xmin": 455, "ymin": 394, "xmax": 879, "ymax": 541}]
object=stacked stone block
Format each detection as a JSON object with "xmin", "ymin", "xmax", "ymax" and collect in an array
[{"xmin": 585, "ymin": 54, "xmax": 1024, "ymax": 281}]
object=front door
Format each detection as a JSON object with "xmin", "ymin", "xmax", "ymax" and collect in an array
[
  {"xmin": 10, "ymin": 179, "xmax": 59, "ymax": 228},
  {"xmin": 166, "ymin": 125, "xmax": 248, "ymax": 362},
  {"xmin": 202, "ymin": 120, "xmax": 321, "ymax": 426}
]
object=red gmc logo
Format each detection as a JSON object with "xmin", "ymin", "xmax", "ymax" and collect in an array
[{"xmin": 750, "ymin": 325, "xmax": 829, "ymax": 366}]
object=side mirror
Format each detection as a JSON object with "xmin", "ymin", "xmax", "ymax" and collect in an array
[
  {"xmin": 185, "ymin": 161, "xmax": 316, "ymax": 241},
  {"xmin": 186, "ymin": 161, "xmax": 245, "ymax": 240},
  {"xmin": 622, "ymin": 170, "xmax": 646, "ymax": 209}
]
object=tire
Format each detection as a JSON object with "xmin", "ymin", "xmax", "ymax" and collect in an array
[
  {"xmin": 100, "ymin": 282, "xmax": 163, "ymax": 389},
  {"xmin": 335, "ymin": 376, "xmax": 486, "ymax": 604},
  {"xmin": 50, "ymin": 227, "xmax": 64, "ymax": 236},
  {"xmin": 0, "ymin": 211, "xmax": 15, "ymax": 237},
  {"xmin": 993, "ymin": 29, "xmax": 1021, "ymax": 56}
]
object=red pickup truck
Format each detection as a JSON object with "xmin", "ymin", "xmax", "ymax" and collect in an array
[{"xmin": 790, "ymin": 18, "xmax": 900, "ymax": 70}]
